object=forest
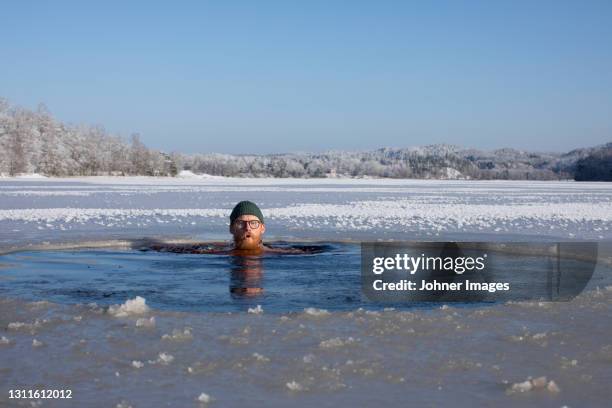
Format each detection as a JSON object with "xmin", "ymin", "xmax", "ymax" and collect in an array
[{"xmin": 1, "ymin": 98, "xmax": 609, "ymax": 181}]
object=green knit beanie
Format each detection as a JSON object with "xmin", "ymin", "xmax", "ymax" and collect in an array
[{"xmin": 230, "ymin": 200, "xmax": 265, "ymax": 224}]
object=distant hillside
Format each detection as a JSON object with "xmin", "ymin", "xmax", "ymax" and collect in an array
[
  {"xmin": 180, "ymin": 143, "xmax": 611, "ymax": 181},
  {"xmin": 0, "ymin": 98, "xmax": 609, "ymax": 180},
  {"xmin": 572, "ymin": 144, "xmax": 612, "ymax": 181}
]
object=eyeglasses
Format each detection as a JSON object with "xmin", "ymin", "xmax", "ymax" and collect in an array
[{"xmin": 233, "ymin": 220, "xmax": 262, "ymax": 229}]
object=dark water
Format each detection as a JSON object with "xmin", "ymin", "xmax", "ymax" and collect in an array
[
  {"xmin": 0, "ymin": 242, "xmax": 609, "ymax": 313},
  {"xmin": 0, "ymin": 243, "xmax": 361, "ymax": 312}
]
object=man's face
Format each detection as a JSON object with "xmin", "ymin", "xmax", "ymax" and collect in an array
[{"xmin": 230, "ymin": 214, "xmax": 265, "ymax": 249}]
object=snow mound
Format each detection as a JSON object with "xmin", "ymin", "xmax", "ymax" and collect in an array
[
  {"xmin": 303, "ymin": 307, "xmax": 330, "ymax": 317},
  {"xmin": 319, "ymin": 336, "xmax": 356, "ymax": 349},
  {"xmin": 108, "ymin": 296, "xmax": 150, "ymax": 317},
  {"xmin": 156, "ymin": 352, "xmax": 174, "ymax": 365},
  {"xmin": 252, "ymin": 352, "xmax": 270, "ymax": 362},
  {"xmin": 161, "ymin": 328, "xmax": 193, "ymax": 341},
  {"xmin": 197, "ymin": 392, "xmax": 212, "ymax": 403},
  {"xmin": 14, "ymin": 173, "xmax": 48, "ymax": 179},
  {"xmin": 248, "ymin": 305, "xmax": 264, "ymax": 314},
  {"xmin": 508, "ymin": 376, "xmax": 561, "ymax": 394},
  {"xmin": 177, "ymin": 170, "xmax": 223, "ymax": 179},
  {"xmin": 286, "ymin": 380, "xmax": 305, "ymax": 391},
  {"xmin": 135, "ymin": 316, "xmax": 156, "ymax": 328}
]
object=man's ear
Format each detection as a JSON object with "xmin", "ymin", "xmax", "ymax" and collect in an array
[
  {"xmin": 229, "ymin": 223, "xmax": 234, "ymax": 234},
  {"xmin": 261, "ymin": 224, "xmax": 266, "ymax": 235}
]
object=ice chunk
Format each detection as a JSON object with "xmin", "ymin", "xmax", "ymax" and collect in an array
[
  {"xmin": 508, "ymin": 377, "xmax": 561, "ymax": 394},
  {"xmin": 531, "ymin": 376, "xmax": 547, "ymax": 388},
  {"xmin": 304, "ymin": 307, "xmax": 330, "ymax": 317},
  {"xmin": 135, "ymin": 316, "xmax": 156, "ymax": 328},
  {"xmin": 510, "ymin": 380, "xmax": 532, "ymax": 393},
  {"xmin": 7, "ymin": 321, "xmax": 40, "ymax": 330},
  {"xmin": 302, "ymin": 354, "xmax": 315, "ymax": 363},
  {"xmin": 108, "ymin": 296, "xmax": 150, "ymax": 317},
  {"xmin": 252, "ymin": 352, "xmax": 270, "ymax": 362},
  {"xmin": 286, "ymin": 381, "xmax": 304, "ymax": 391},
  {"xmin": 197, "ymin": 392, "xmax": 212, "ymax": 403},
  {"xmin": 547, "ymin": 380, "xmax": 561, "ymax": 393},
  {"xmin": 157, "ymin": 352, "xmax": 174, "ymax": 365},
  {"xmin": 14, "ymin": 173, "xmax": 47, "ymax": 179},
  {"xmin": 319, "ymin": 337, "xmax": 356, "ymax": 349},
  {"xmin": 161, "ymin": 328, "xmax": 193, "ymax": 341},
  {"xmin": 247, "ymin": 305, "xmax": 263, "ymax": 314}
]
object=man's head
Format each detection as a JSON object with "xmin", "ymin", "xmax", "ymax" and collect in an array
[{"xmin": 229, "ymin": 201, "xmax": 266, "ymax": 250}]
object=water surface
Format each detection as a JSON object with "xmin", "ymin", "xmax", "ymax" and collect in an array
[{"xmin": 1, "ymin": 242, "xmax": 610, "ymax": 312}]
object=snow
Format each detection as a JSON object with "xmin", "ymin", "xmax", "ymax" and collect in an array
[
  {"xmin": 197, "ymin": 392, "xmax": 212, "ymax": 403},
  {"xmin": 0, "ymin": 176, "xmax": 610, "ymax": 407},
  {"xmin": 107, "ymin": 296, "xmax": 150, "ymax": 317},
  {"xmin": 252, "ymin": 352, "xmax": 270, "ymax": 362},
  {"xmin": 1, "ymin": 288, "xmax": 611, "ymax": 406},
  {"xmin": 131, "ymin": 360, "xmax": 144, "ymax": 368},
  {"xmin": 155, "ymin": 352, "xmax": 175, "ymax": 365},
  {"xmin": 248, "ymin": 305, "xmax": 264, "ymax": 314},
  {"xmin": 303, "ymin": 307, "xmax": 330, "ymax": 317},
  {"xmin": 135, "ymin": 316, "xmax": 156, "ymax": 328},
  {"xmin": 11, "ymin": 173, "xmax": 48, "ymax": 179},
  {"xmin": 547, "ymin": 380, "xmax": 561, "ymax": 393},
  {"xmin": 1, "ymin": 177, "xmax": 611, "ymax": 250},
  {"xmin": 286, "ymin": 381, "xmax": 305, "ymax": 392},
  {"xmin": 177, "ymin": 170, "xmax": 224, "ymax": 179},
  {"xmin": 319, "ymin": 337, "xmax": 356, "ymax": 349},
  {"xmin": 508, "ymin": 377, "xmax": 561, "ymax": 394},
  {"xmin": 510, "ymin": 380, "xmax": 532, "ymax": 393},
  {"xmin": 161, "ymin": 328, "xmax": 193, "ymax": 341},
  {"xmin": 442, "ymin": 167, "xmax": 464, "ymax": 179}
]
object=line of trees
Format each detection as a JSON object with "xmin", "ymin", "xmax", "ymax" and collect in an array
[
  {"xmin": 0, "ymin": 98, "xmax": 177, "ymax": 177},
  {"xmin": 1, "ymin": 98, "xmax": 609, "ymax": 180},
  {"xmin": 574, "ymin": 148, "xmax": 612, "ymax": 181},
  {"xmin": 179, "ymin": 147, "xmax": 568, "ymax": 180}
]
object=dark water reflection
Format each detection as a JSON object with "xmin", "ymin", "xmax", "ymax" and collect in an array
[
  {"xmin": 0, "ymin": 242, "xmax": 609, "ymax": 312},
  {"xmin": 229, "ymin": 256, "xmax": 264, "ymax": 297},
  {"xmin": 0, "ymin": 243, "xmax": 359, "ymax": 312}
]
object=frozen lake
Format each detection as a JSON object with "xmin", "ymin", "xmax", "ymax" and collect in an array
[
  {"xmin": 2, "ymin": 288, "xmax": 612, "ymax": 407},
  {"xmin": 1, "ymin": 177, "xmax": 612, "ymax": 251},
  {"xmin": 1, "ymin": 177, "xmax": 611, "ymax": 407},
  {"xmin": 1, "ymin": 243, "xmax": 610, "ymax": 313}
]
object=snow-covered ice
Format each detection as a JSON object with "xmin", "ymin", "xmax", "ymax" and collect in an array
[
  {"xmin": 1, "ymin": 291, "xmax": 611, "ymax": 407},
  {"xmin": 1, "ymin": 177, "xmax": 611, "ymax": 251},
  {"xmin": 1, "ymin": 176, "xmax": 611, "ymax": 407},
  {"xmin": 108, "ymin": 296, "xmax": 150, "ymax": 317}
]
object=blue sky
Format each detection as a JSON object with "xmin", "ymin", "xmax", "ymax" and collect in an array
[{"xmin": 1, "ymin": 1, "xmax": 611, "ymax": 154}]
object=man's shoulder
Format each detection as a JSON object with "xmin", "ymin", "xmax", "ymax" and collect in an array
[
  {"xmin": 146, "ymin": 242, "xmax": 229, "ymax": 254},
  {"xmin": 263, "ymin": 244, "xmax": 307, "ymax": 254}
]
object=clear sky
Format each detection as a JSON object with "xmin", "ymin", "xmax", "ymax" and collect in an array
[{"xmin": 1, "ymin": 1, "xmax": 611, "ymax": 154}]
